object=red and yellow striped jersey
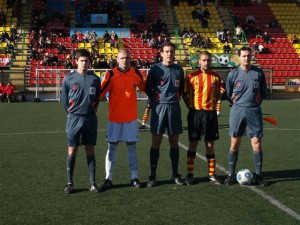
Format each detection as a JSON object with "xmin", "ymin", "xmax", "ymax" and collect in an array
[{"xmin": 184, "ymin": 70, "xmax": 222, "ymax": 111}]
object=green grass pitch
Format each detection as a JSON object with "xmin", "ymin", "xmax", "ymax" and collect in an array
[{"xmin": 0, "ymin": 99, "xmax": 299, "ymax": 225}]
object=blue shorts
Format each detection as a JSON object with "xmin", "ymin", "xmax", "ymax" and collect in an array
[
  {"xmin": 107, "ymin": 120, "xmax": 139, "ymax": 142},
  {"xmin": 66, "ymin": 114, "xmax": 98, "ymax": 147},
  {"xmin": 150, "ymin": 103, "xmax": 182, "ymax": 135},
  {"xmin": 229, "ymin": 104, "xmax": 263, "ymax": 138}
]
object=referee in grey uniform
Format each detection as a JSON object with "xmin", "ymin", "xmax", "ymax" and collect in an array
[
  {"xmin": 145, "ymin": 42, "xmax": 186, "ymax": 187},
  {"xmin": 62, "ymin": 49, "xmax": 101, "ymax": 193},
  {"xmin": 224, "ymin": 46, "xmax": 268, "ymax": 186}
]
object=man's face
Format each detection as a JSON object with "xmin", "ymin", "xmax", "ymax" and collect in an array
[
  {"xmin": 76, "ymin": 56, "xmax": 90, "ymax": 72},
  {"xmin": 161, "ymin": 45, "xmax": 175, "ymax": 65},
  {"xmin": 239, "ymin": 50, "xmax": 252, "ymax": 67},
  {"xmin": 199, "ymin": 54, "xmax": 211, "ymax": 72},
  {"xmin": 117, "ymin": 51, "xmax": 130, "ymax": 70}
]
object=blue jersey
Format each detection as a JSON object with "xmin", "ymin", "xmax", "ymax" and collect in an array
[
  {"xmin": 146, "ymin": 62, "xmax": 184, "ymax": 104},
  {"xmin": 226, "ymin": 66, "xmax": 267, "ymax": 108},
  {"xmin": 62, "ymin": 71, "xmax": 101, "ymax": 115}
]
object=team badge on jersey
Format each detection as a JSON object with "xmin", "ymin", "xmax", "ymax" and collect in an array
[
  {"xmin": 175, "ymin": 79, "xmax": 180, "ymax": 87},
  {"xmin": 89, "ymin": 87, "xmax": 96, "ymax": 95},
  {"xmin": 72, "ymin": 83, "xmax": 78, "ymax": 91}
]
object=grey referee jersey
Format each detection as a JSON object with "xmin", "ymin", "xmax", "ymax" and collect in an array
[
  {"xmin": 62, "ymin": 71, "xmax": 101, "ymax": 115},
  {"xmin": 226, "ymin": 66, "xmax": 267, "ymax": 108}
]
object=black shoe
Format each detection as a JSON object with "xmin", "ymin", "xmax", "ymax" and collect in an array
[
  {"xmin": 89, "ymin": 182, "xmax": 101, "ymax": 193},
  {"xmin": 253, "ymin": 174, "xmax": 268, "ymax": 186},
  {"xmin": 209, "ymin": 174, "xmax": 223, "ymax": 185},
  {"xmin": 224, "ymin": 174, "xmax": 236, "ymax": 185},
  {"xmin": 139, "ymin": 125, "xmax": 145, "ymax": 129},
  {"xmin": 185, "ymin": 173, "xmax": 194, "ymax": 185},
  {"xmin": 174, "ymin": 174, "xmax": 186, "ymax": 186},
  {"xmin": 147, "ymin": 175, "xmax": 157, "ymax": 187},
  {"xmin": 64, "ymin": 184, "xmax": 73, "ymax": 194},
  {"xmin": 131, "ymin": 178, "xmax": 142, "ymax": 188},
  {"xmin": 101, "ymin": 179, "xmax": 113, "ymax": 191}
]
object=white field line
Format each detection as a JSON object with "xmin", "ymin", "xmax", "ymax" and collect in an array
[
  {"xmin": 0, "ymin": 122, "xmax": 299, "ymax": 221},
  {"xmin": 137, "ymin": 119, "xmax": 300, "ymax": 222}
]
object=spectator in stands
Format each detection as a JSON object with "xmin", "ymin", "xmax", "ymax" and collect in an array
[
  {"xmin": 102, "ymin": 30, "xmax": 110, "ymax": 44},
  {"xmin": 9, "ymin": 25, "xmax": 18, "ymax": 41},
  {"xmin": 218, "ymin": 31, "xmax": 227, "ymax": 43},
  {"xmin": 108, "ymin": 55, "xmax": 117, "ymax": 69},
  {"xmin": 223, "ymin": 41, "xmax": 232, "ymax": 54},
  {"xmin": 5, "ymin": 40, "xmax": 14, "ymax": 55},
  {"xmin": 110, "ymin": 30, "xmax": 118, "ymax": 41},
  {"xmin": 76, "ymin": 31, "xmax": 84, "ymax": 43},
  {"xmin": 202, "ymin": 35, "xmax": 213, "ymax": 49},
  {"xmin": 0, "ymin": 82, "xmax": 5, "ymax": 102},
  {"xmin": 201, "ymin": 17, "xmax": 208, "ymax": 28},
  {"xmin": 181, "ymin": 27, "xmax": 190, "ymax": 39},
  {"xmin": 252, "ymin": 41, "xmax": 259, "ymax": 54},
  {"xmin": 262, "ymin": 31, "xmax": 272, "ymax": 44},
  {"xmin": 57, "ymin": 42, "xmax": 67, "ymax": 54},
  {"xmin": 110, "ymin": 35, "xmax": 118, "ymax": 49},
  {"xmin": 64, "ymin": 57, "xmax": 74, "ymax": 69},
  {"xmin": 30, "ymin": 47, "xmax": 39, "ymax": 60},
  {"xmin": 71, "ymin": 31, "xmax": 77, "ymax": 43},
  {"xmin": 149, "ymin": 37, "xmax": 158, "ymax": 48},
  {"xmin": 91, "ymin": 30, "xmax": 98, "ymax": 40},
  {"xmin": 4, "ymin": 81, "xmax": 16, "ymax": 103},
  {"xmin": 226, "ymin": 31, "xmax": 234, "ymax": 43},
  {"xmin": 246, "ymin": 14, "xmax": 256, "ymax": 25},
  {"xmin": 202, "ymin": 7, "xmax": 210, "ymax": 20},
  {"xmin": 45, "ymin": 36, "xmax": 52, "ymax": 49},
  {"xmin": 291, "ymin": 34, "xmax": 299, "ymax": 45},
  {"xmin": 258, "ymin": 43, "xmax": 269, "ymax": 54},
  {"xmin": 142, "ymin": 30, "xmax": 151, "ymax": 45},
  {"xmin": 254, "ymin": 26, "xmax": 263, "ymax": 38},
  {"xmin": 83, "ymin": 31, "xmax": 92, "ymax": 43},
  {"xmin": 236, "ymin": 26, "xmax": 243, "ymax": 42},
  {"xmin": 0, "ymin": 30, "xmax": 9, "ymax": 43},
  {"xmin": 156, "ymin": 36, "xmax": 165, "ymax": 49}
]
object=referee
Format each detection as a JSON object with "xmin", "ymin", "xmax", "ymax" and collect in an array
[{"xmin": 62, "ymin": 49, "xmax": 101, "ymax": 194}]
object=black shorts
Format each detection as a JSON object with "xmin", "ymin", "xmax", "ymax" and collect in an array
[{"xmin": 187, "ymin": 109, "xmax": 219, "ymax": 141}]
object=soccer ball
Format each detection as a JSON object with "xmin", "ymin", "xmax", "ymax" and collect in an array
[
  {"xmin": 218, "ymin": 54, "xmax": 230, "ymax": 66},
  {"xmin": 236, "ymin": 169, "xmax": 254, "ymax": 185}
]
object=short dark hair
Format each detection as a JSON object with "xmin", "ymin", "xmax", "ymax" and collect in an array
[
  {"xmin": 161, "ymin": 42, "xmax": 176, "ymax": 52},
  {"xmin": 237, "ymin": 46, "xmax": 252, "ymax": 56},
  {"xmin": 199, "ymin": 51, "xmax": 211, "ymax": 59},
  {"xmin": 75, "ymin": 48, "xmax": 92, "ymax": 62}
]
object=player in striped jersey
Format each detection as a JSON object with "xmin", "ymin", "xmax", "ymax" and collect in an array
[{"xmin": 182, "ymin": 51, "xmax": 223, "ymax": 185}]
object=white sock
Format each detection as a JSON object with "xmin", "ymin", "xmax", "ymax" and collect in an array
[
  {"xmin": 105, "ymin": 143, "xmax": 118, "ymax": 180},
  {"xmin": 127, "ymin": 143, "xmax": 138, "ymax": 180}
]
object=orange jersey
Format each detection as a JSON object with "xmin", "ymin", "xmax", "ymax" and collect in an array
[
  {"xmin": 184, "ymin": 70, "xmax": 222, "ymax": 111},
  {"xmin": 100, "ymin": 67, "xmax": 146, "ymax": 122}
]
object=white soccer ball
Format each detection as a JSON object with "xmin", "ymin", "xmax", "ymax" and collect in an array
[
  {"xmin": 236, "ymin": 169, "xmax": 254, "ymax": 185},
  {"xmin": 218, "ymin": 54, "xmax": 230, "ymax": 66}
]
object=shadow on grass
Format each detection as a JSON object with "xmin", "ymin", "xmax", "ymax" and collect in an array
[{"xmin": 263, "ymin": 169, "xmax": 300, "ymax": 185}]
